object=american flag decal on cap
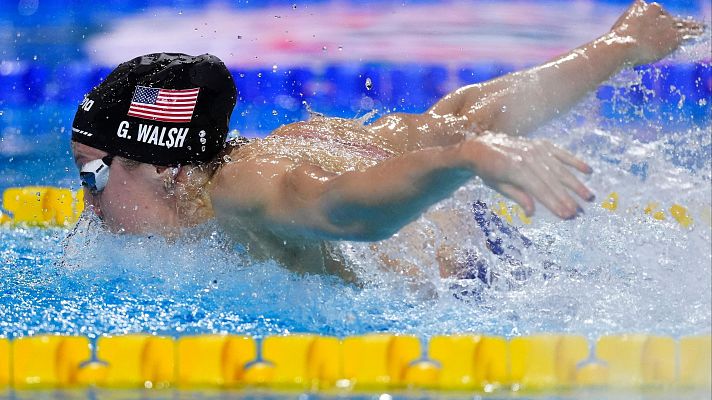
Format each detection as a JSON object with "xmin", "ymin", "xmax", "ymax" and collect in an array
[{"xmin": 127, "ymin": 86, "xmax": 199, "ymax": 123}]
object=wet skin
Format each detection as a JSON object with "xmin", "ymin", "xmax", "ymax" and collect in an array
[
  {"xmin": 73, "ymin": 0, "xmax": 704, "ymax": 277},
  {"xmin": 207, "ymin": 0, "xmax": 704, "ymax": 275},
  {"xmin": 73, "ymin": 141, "xmax": 181, "ymax": 235}
]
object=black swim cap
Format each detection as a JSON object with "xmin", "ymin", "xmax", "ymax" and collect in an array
[{"xmin": 72, "ymin": 53, "xmax": 236, "ymax": 166}]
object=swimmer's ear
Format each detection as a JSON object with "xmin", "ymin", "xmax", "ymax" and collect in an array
[
  {"xmin": 155, "ymin": 165, "xmax": 182, "ymax": 194},
  {"xmin": 154, "ymin": 165, "xmax": 181, "ymax": 178}
]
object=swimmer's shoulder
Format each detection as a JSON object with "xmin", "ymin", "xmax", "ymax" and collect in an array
[
  {"xmin": 210, "ymin": 129, "xmax": 326, "ymax": 222},
  {"xmin": 220, "ymin": 117, "xmax": 361, "ymax": 164},
  {"xmin": 212, "ymin": 115, "xmax": 389, "ymax": 195},
  {"xmin": 223, "ymin": 118, "xmax": 324, "ymax": 159},
  {"xmin": 269, "ymin": 116, "xmax": 368, "ymax": 139}
]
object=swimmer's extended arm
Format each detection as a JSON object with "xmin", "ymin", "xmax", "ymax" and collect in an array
[
  {"xmin": 370, "ymin": 0, "xmax": 703, "ymax": 149},
  {"xmin": 211, "ymin": 135, "xmax": 592, "ymax": 241},
  {"xmin": 429, "ymin": 0, "xmax": 702, "ymax": 136}
]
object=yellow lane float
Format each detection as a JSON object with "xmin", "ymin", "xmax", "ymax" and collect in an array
[
  {"xmin": 1, "ymin": 186, "xmax": 84, "ymax": 227},
  {"xmin": 0, "ymin": 333, "xmax": 709, "ymax": 391}
]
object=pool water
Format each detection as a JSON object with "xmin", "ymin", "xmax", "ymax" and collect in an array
[{"xmin": 1, "ymin": 49, "xmax": 710, "ymax": 341}]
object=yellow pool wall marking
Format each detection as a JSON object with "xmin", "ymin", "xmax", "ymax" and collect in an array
[{"xmin": 0, "ymin": 334, "xmax": 709, "ymax": 391}]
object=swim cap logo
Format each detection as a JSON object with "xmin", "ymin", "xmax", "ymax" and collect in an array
[
  {"xmin": 79, "ymin": 96, "xmax": 94, "ymax": 112},
  {"xmin": 127, "ymin": 86, "xmax": 199, "ymax": 123}
]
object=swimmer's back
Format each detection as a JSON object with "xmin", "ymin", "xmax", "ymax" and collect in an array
[{"xmin": 233, "ymin": 116, "xmax": 397, "ymax": 174}]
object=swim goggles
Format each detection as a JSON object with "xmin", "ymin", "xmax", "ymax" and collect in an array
[{"xmin": 80, "ymin": 155, "xmax": 113, "ymax": 195}]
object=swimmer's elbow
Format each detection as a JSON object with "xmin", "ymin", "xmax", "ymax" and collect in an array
[
  {"xmin": 278, "ymin": 212, "xmax": 397, "ymax": 242},
  {"xmin": 284, "ymin": 164, "xmax": 408, "ymax": 241},
  {"xmin": 324, "ymin": 205, "xmax": 405, "ymax": 242}
]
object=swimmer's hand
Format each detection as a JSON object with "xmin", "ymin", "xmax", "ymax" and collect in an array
[
  {"xmin": 463, "ymin": 133, "xmax": 594, "ymax": 219},
  {"xmin": 612, "ymin": 0, "xmax": 705, "ymax": 66}
]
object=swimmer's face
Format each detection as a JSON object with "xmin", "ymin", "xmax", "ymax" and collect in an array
[{"xmin": 72, "ymin": 141, "xmax": 178, "ymax": 234}]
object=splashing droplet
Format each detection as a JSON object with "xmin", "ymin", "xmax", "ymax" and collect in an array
[
  {"xmin": 365, "ymin": 77, "xmax": 373, "ymax": 91},
  {"xmin": 272, "ymin": 110, "xmax": 279, "ymax": 116}
]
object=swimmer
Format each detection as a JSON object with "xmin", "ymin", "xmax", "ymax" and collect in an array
[{"xmin": 71, "ymin": 1, "xmax": 703, "ymax": 277}]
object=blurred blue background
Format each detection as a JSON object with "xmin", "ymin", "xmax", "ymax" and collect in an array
[{"xmin": 0, "ymin": 0, "xmax": 709, "ymax": 161}]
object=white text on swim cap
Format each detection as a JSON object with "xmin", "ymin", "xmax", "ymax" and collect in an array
[
  {"xmin": 133, "ymin": 123, "xmax": 189, "ymax": 149},
  {"xmin": 116, "ymin": 121, "xmax": 130, "ymax": 138}
]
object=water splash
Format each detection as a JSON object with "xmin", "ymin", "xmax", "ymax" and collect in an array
[{"xmin": 1, "ymin": 39, "xmax": 710, "ymax": 339}]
